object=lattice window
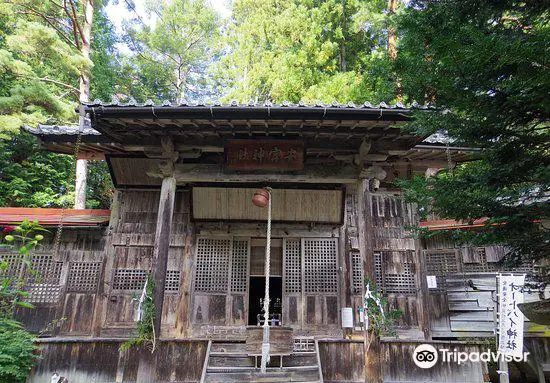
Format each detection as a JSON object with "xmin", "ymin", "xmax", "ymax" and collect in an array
[
  {"xmin": 374, "ymin": 252, "xmax": 416, "ymax": 296},
  {"xmin": 165, "ymin": 270, "xmax": 181, "ymax": 292},
  {"xmin": 231, "ymin": 240, "xmax": 248, "ymax": 293},
  {"xmin": 284, "ymin": 239, "xmax": 301, "ymax": 294},
  {"xmin": 351, "ymin": 251, "xmax": 363, "ymax": 294},
  {"xmin": 374, "ymin": 252, "xmax": 383, "ymax": 290},
  {"xmin": 461, "ymin": 247, "xmax": 536, "ymax": 274},
  {"xmin": 384, "ymin": 263, "xmax": 416, "ymax": 294},
  {"xmin": 194, "ymin": 237, "xmax": 231, "ymax": 293},
  {"xmin": 27, "ymin": 255, "xmax": 63, "ymax": 303},
  {"xmin": 303, "ymin": 238, "xmax": 338, "ymax": 294},
  {"xmin": 425, "ymin": 250, "xmax": 459, "ymax": 275},
  {"xmin": 67, "ymin": 262, "xmax": 102, "ymax": 292},
  {"xmin": 113, "ymin": 269, "xmax": 148, "ymax": 290},
  {"xmin": 0, "ymin": 253, "xmax": 23, "ymax": 278}
]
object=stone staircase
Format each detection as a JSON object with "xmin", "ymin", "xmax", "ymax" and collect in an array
[{"xmin": 200, "ymin": 339, "xmax": 323, "ymax": 383}]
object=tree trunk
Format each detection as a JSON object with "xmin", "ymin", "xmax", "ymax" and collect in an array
[
  {"xmin": 74, "ymin": 0, "xmax": 94, "ymax": 209},
  {"xmin": 387, "ymin": 0, "xmax": 397, "ymax": 60}
]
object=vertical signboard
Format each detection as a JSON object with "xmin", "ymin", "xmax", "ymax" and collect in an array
[{"xmin": 498, "ymin": 274, "xmax": 526, "ymax": 357}]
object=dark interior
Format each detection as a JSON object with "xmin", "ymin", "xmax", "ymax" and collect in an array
[{"xmin": 248, "ymin": 276, "xmax": 282, "ymax": 325}]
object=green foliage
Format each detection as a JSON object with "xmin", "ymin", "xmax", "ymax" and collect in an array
[
  {"xmin": 394, "ymin": 1, "xmax": 549, "ymax": 262},
  {"xmin": 0, "ymin": 132, "xmax": 113, "ymax": 209},
  {"xmin": 217, "ymin": 0, "xmax": 398, "ymax": 103},
  {"xmin": 0, "ymin": 317, "xmax": 38, "ymax": 383},
  {"xmin": 364, "ymin": 277, "xmax": 402, "ymax": 337},
  {"xmin": 0, "ymin": 219, "xmax": 48, "ymax": 316},
  {"xmin": 0, "ymin": 219, "xmax": 45, "ymax": 383},
  {"xmin": 120, "ymin": 0, "xmax": 220, "ymax": 102},
  {"xmin": 120, "ymin": 276, "xmax": 156, "ymax": 352}
]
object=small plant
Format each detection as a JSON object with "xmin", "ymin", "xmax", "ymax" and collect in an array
[
  {"xmin": 0, "ymin": 219, "xmax": 47, "ymax": 316},
  {"xmin": 363, "ymin": 277, "xmax": 403, "ymax": 337},
  {"xmin": 120, "ymin": 275, "xmax": 156, "ymax": 353},
  {"xmin": 0, "ymin": 219, "xmax": 47, "ymax": 383},
  {"xmin": 0, "ymin": 317, "xmax": 39, "ymax": 383}
]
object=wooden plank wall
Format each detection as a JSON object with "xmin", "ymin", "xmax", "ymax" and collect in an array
[
  {"xmin": 318, "ymin": 340, "xmax": 486, "ymax": 383},
  {"xmin": 5, "ymin": 228, "xmax": 107, "ymax": 335},
  {"xmin": 99, "ymin": 189, "xmax": 193, "ymax": 338},
  {"xmin": 369, "ymin": 192, "xmax": 423, "ymax": 334},
  {"xmin": 192, "ymin": 187, "xmax": 342, "ymax": 223},
  {"xmin": 423, "ymin": 234, "xmax": 550, "ymax": 338},
  {"xmin": 28, "ymin": 340, "xmax": 207, "ymax": 383}
]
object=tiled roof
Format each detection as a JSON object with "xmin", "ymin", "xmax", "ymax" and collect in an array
[
  {"xmin": 0, "ymin": 208, "xmax": 111, "ymax": 227},
  {"xmin": 83, "ymin": 98, "xmax": 431, "ymax": 109}
]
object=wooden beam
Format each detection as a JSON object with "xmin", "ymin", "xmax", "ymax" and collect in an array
[
  {"xmin": 160, "ymin": 163, "xmax": 360, "ymax": 184},
  {"xmin": 151, "ymin": 176, "xmax": 177, "ymax": 337}
]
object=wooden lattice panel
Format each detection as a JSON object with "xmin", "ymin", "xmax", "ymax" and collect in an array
[
  {"xmin": 384, "ymin": 262, "xmax": 416, "ymax": 295},
  {"xmin": 374, "ymin": 252, "xmax": 416, "ymax": 296},
  {"xmin": 0, "ymin": 252, "xmax": 23, "ymax": 278},
  {"xmin": 425, "ymin": 250, "xmax": 459, "ymax": 275},
  {"xmin": 67, "ymin": 262, "xmax": 102, "ymax": 292},
  {"xmin": 351, "ymin": 250, "xmax": 363, "ymax": 294},
  {"xmin": 284, "ymin": 239, "xmax": 301, "ymax": 294},
  {"xmin": 374, "ymin": 252, "xmax": 383, "ymax": 289},
  {"xmin": 27, "ymin": 255, "xmax": 63, "ymax": 303},
  {"xmin": 165, "ymin": 270, "xmax": 181, "ymax": 293},
  {"xmin": 303, "ymin": 238, "xmax": 338, "ymax": 294},
  {"xmin": 113, "ymin": 269, "xmax": 148, "ymax": 291},
  {"xmin": 194, "ymin": 237, "xmax": 231, "ymax": 293},
  {"xmin": 230, "ymin": 240, "xmax": 248, "ymax": 293}
]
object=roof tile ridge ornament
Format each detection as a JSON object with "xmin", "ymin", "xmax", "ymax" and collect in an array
[
  {"xmin": 298, "ymin": 100, "xmax": 306, "ymax": 107},
  {"xmin": 331, "ymin": 101, "xmax": 340, "ymax": 107},
  {"xmin": 230, "ymin": 100, "xmax": 238, "ymax": 106},
  {"xmin": 281, "ymin": 100, "xmax": 290, "ymax": 107},
  {"xmin": 347, "ymin": 101, "xmax": 356, "ymax": 108},
  {"xmin": 179, "ymin": 100, "xmax": 189, "ymax": 106},
  {"xmin": 214, "ymin": 100, "xmax": 222, "ymax": 106},
  {"xmin": 362, "ymin": 101, "xmax": 373, "ymax": 108},
  {"xmin": 143, "ymin": 99, "xmax": 155, "ymax": 107},
  {"xmin": 314, "ymin": 100, "xmax": 324, "ymax": 107},
  {"xmin": 108, "ymin": 95, "xmax": 120, "ymax": 106},
  {"xmin": 248, "ymin": 100, "xmax": 256, "ymax": 106},
  {"xmin": 126, "ymin": 97, "xmax": 138, "ymax": 107},
  {"xmin": 161, "ymin": 100, "xmax": 172, "ymax": 107}
]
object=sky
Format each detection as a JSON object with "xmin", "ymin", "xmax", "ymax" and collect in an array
[{"xmin": 105, "ymin": 0, "xmax": 231, "ymax": 53}]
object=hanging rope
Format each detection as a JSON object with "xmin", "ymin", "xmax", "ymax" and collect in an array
[{"xmin": 260, "ymin": 187, "xmax": 272, "ymax": 373}]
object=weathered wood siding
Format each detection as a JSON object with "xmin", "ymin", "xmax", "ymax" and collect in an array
[
  {"xmin": 2, "ymin": 228, "xmax": 107, "ymax": 335},
  {"xmin": 100, "ymin": 189, "xmax": 193, "ymax": 338},
  {"xmin": 423, "ymin": 234, "xmax": 550, "ymax": 337},
  {"xmin": 192, "ymin": 187, "xmax": 343, "ymax": 223},
  {"xmin": 381, "ymin": 341, "xmax": 484, "ymax": 383},
  {"xmin": 319, "ymin": 340, "xmax": 486, "ymax": 383},
  {"xmin": 28, "ymin": 340, "xmax": 207, "ymax": 383}
]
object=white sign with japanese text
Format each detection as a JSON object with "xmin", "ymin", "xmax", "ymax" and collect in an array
[{"xmin": 498, "ymin": 274, "xmax": 526, "ymax": 357}]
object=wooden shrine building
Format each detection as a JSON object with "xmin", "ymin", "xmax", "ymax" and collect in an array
[{"xmin": 10, "ymin": 101, "xmax": 550, "ymax": 382}]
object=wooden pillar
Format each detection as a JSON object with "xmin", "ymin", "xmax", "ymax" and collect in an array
[
  {"xmin": 92, "ymin": 189, "xmax": 122, "ymax": 337},
  {"xmin": 357, "ymin": 178, "xmax": 382, "ymax": 383},
  {"xmin": 151, "ymin": 176, "xmax": 177, "ymax": 337}
]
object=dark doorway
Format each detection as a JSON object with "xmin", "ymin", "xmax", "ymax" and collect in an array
[{"xmin": 248, "ymin": 276, "xmax": 282, "ymax": 325}]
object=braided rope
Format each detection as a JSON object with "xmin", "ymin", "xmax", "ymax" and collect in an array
[{"xmin": 260, "ymin": 188, "xmax": 272, "ymax": 373}]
